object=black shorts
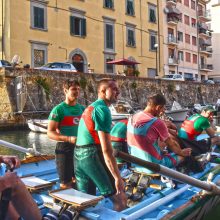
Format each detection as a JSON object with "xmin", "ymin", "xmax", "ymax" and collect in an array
[
  {"xmin": 55, "ymin": 142, "xmax": 75, "ymax": 184},
  {"xmin": 177, "ymin": 137, "xmax": 212, "ymax": 156}
]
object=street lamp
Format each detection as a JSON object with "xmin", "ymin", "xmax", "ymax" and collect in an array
[
  {"xmin": 154, "ymin": 43, "xmax": 158, "ymax": 77},
  {"xmin": 58, "ymin": 46, "xmax": 68, "ymax": 60}
]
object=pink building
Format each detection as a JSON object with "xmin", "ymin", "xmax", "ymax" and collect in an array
[{"xmin": 163, "ymin": 0, "xmax": 212, "ymax": 81}]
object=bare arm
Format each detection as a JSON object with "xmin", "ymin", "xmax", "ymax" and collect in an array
[
  {"xmin": 206, "ymin": 127, "xmax": 216, "ymax": 138},
  {"xmin": 47, "ymin": 120, "xmax": 76, "ymax": 144},
  {"xmin": 98, "ymin": 131, "xmax": 124, "ymax": 194},
  {"xmin": 165, "ymin": 137, "xmax": 191, "ymax": 157}
]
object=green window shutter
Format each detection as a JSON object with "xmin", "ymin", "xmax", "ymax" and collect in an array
[
  {"xmin": 34, "ymin": 7, "xmax": 44, "ymax": 28},
  {"xmin": 150, "ymin": 9, "xmax": 156, "ymax": 22},
  {"xmin": 70, "ymin": 16, "xmax": 75, "ymax": 34},
  {"xmin": 81, "ymin": 18, "xmax": 86, "ymax": 36}
]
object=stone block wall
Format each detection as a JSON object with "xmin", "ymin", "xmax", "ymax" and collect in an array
[{"xmin": 0, "ymin": 68, "xmax": 219, "ymax": 124}]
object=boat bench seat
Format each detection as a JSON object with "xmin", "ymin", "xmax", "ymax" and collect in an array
[
  {"xmin": 21, "ymin": 176, "xmax": 54, "ymax": 192},
  {"xmin": 47, "ymin": 188, "xmax": 103, "ymax": 216}
]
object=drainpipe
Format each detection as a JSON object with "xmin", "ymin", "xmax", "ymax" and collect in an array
[
  {"xmin": 196, "ymin": 0, "xmax": 200, "ymax": 81},
  {"xmin": 157, "ymin": 0, "xmax": 160, "ymax": 74},
  {"xmin": 139, "ymin": 0, "xmax": 142, "ymax": 57},
  {"xmin": 1, "ymin": 0, "xmax": 3, "ymax": 59}
]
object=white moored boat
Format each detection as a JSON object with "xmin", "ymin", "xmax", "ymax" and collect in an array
[{"xmin": 27, "ymin": 119, "xmax": 48, "ymax": 133}]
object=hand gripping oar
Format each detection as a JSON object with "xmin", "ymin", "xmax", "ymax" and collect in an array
[
  {"xmin": 0, "ymin": 140, "xmax": 41, "ymax": 156},
  {"xmin": 113, "ymin": 150, "xmax": 220, "ymax": 194}
]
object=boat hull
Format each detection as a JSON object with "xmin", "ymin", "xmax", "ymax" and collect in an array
[{"xmin": 27, "ymin": 119, "xmax": 48, "ymax": 133}]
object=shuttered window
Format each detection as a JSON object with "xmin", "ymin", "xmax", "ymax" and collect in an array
[
  {"xmin": 33, "ymin": 6, "xmax": 44, "ymax": 29},
  {"xmin": 185, "ymin": 52, "xmax": 191, "ymax": 62},
  {"xmin": 106, "ymin": 24, "xmax": 114, "ymax": 49},
  {"xmin": 127, "ymin": 29, "xmax": 135, "ymax": 47},
  {"xmin": 70, "ymin": 16, "xmax": 86, "ymax": 37},
  {"xmin": 193, "ymin": 54, "xmax": 197, "ymax": 64},
  {"xmin": 148, "ymin": 4, "xmax": 156, "ymax": 23},
  {"xmin": 126, "ymin": 0, "xmax": 134, "ymax": 16},
  {"xmin": 104, "ymin": 0, "xmax": 114, "ymax": 9},
  {"xmin": 149, "ymin": 33, "xmax": 157, "ymax": 51},
  {"xmin": 185, "ymin": 34, "xmax": 190, "ymax": 44}
]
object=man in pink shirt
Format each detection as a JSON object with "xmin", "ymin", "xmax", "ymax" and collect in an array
[{"xmin": 127, "ymin": 94, "xmax": 191, "ymax": 173}]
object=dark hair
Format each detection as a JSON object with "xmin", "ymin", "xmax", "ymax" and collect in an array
[
  {"xmin": 97, "ymin": 78, "xmax": 115, "ymax": 91},
  {"xmin": 148, "ymin": 94, "xmax": 166, "ymax": 106},
  {"xmin": 63, "ymin": 79, "xmax": 80, "ymax": 89}
]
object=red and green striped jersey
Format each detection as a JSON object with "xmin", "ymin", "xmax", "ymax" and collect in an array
[
  {"xmin": 76, "ymin": 99, "xmax": 112, "ymax": 145},
  {"xmin": 48, "ymin": 102, "xmax": 85, "ymax": 136},
  {"xmin": 110, "ymin": 119, "xmax": 128, "ymax": 142}
]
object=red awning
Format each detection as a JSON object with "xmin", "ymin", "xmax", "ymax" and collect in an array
[{"xmin": 106, "ymin": 58, "xmax": 140, "ymax": 65}]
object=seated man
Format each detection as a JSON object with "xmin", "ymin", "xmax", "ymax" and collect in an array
[
  {"xmin": 0, "ymin": 155, "xmax": 41, "ymax": 220},
  {"xmin": 110, "ymin": 119, "xmax": 129, "ymax": 167},
  {"xmin": 127, "ymin": 94, "xmax": 191, "ymax": 173},
  {"xmin": 178, "ymin": 105, "xmax": 220, "ymax": 155}
]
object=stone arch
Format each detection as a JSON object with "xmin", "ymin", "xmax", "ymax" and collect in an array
[{"xmin": 68, "ymin": 48, "xmax": 88, "ymax": 73}]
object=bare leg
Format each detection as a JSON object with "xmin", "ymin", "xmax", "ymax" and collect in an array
[
  {"xmin": 110, "ymin": 192, "xmax": 127, "ymax": 211},
  {"xmin": 5, "ymin": 203, "xmax": 19, "ymax": 220},
  {"xmin": 10, "ymin": 179, "xmax": 41, "ymax": 220}
]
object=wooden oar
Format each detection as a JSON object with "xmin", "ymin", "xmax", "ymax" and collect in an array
[
  {"xmin": 33, "ymin": 121, "xmax": 48, "ymax": 130},
  {"xmin": 0, "ymin": 140, "xmax": 41, "ymax": 155},
  {"xmin": 113, "ymin": 150, "xmax": 220, "ymax": 194}
]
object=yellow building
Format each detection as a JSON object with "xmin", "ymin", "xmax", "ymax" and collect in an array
[{"xmin": 0, "ymin": 0, "xmax": 164, "ymax": 77}]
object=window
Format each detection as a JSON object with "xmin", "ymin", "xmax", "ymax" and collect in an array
[
  {"xmin": 31, "ymin": 2, "xmax": 47, "ymax": 30},
  {"xmin": 184, "ymin": 0, "xmax": 189, "ymax": 7},
  {"xmin": 70, "ymin": 16, "xmax": 86, "ymax": 37},
  {"xmin": 191, "ymin": 18, "xmax": 196, "ymax": 27},
  {"xmin": 126, "ymin": 0, "xmax": 135, "ymax": 16},
  {"xmin": 126, "ymin": 26, "xmax": 136, "ymax": 47},
  {"xmin": 185, "ymin": 52, "xmax": 191, "ymax": 62},
  {"xmin": 149, "ymin": 31, "xmax": 157, "ymax": 51},
  {"xmin": 104, "ymin": 0, "xmax": 114, "ymax": 9},
  {"xmin": 148, "ymin": 68, "xmax": 156, "ymax": 78},
  {"xmin": 105, "ymin": 22, "xmax": 115, "ymax": 50},
  {"xmin": 179, "ymin": 13, "xmax": 183, "ymax": 22},
  {"xmin": 30, "ymin": 42, "xmax": 48, "ymax": 67},
  {"xmin": 148, "ymin": 4, "xmax": 156, "ymax": 23},
  {"xmin": 185, "ymin": 34, "xmax": 190, "ymax": 44},
  {"xmin": 178, "ymin": 51, "xmax": 184, "ymax": 61},
  {"xmin": 105, "ymin": 55, "xmax": 115, "ymax": 74},
  {"xmin": 193, "ymin": 54, "xmax": 197, "ymax": 64},
  {"xmin": 192, "ymin": 36, "xmax": 197, "ymax": 46},
  {"xmin": 191, "ymin": 0, "xmax": 196, "ymax": 10},
  {"xmin": 184, "ymin": 15, "xmax": 190, "ymax": 25},
  {"xmin": 178, "ymin": 31, "xmax": 183, "ymax": 41}
]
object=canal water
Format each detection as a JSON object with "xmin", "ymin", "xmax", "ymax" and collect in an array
[{"xmin": 0, "ymin": 129, "xmax": 56, "ymax": 159}]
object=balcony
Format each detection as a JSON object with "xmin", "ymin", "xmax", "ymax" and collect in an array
[
  {"xmin": 166, "ymin": 6, "xmax": 181, "ymax": 25},
  {"xmin": 199, "ymin": 38, "xmax": 212, "ymax": 47},
  {"xmin": 200, "ymin": 64, "xmax": 213, "ymax": 72},
  {"xmin": 200, "ymin": 47, "xmax": 213, "ymax": 56},
  {"xmin": 198, "ymin": 10, "xmax": 211, "ymax": 22},
  {"xmin": 166, "ymin": 0, "xmax": 177, "ymax": 6},
  {"xmin": 168, "ymin": 57, "xmax": 178, "ymax": 66},
  {"xmin": 198, "ymin": 23, "xmax": 212, "ymax": 38},
  {"xmin": 167, "ymin": 35, "xmax": 178, "ymax": 45}
]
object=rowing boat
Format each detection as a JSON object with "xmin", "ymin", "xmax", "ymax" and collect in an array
[{"xmin": 1, "ymin": 138, "xmax": 220, "ymax": 219}]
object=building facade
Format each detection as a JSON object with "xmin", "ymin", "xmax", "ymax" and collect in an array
[
  {"xmin": 207, "ymin": 0, "xmax": 220, "ymax": 80},
  {"xmin": 0, "ymin": 0, "xmax": 165, "ymax": 78},
  {"xmin": 162, "ymin": 0, "xmax": 212, "ymax": 81}
]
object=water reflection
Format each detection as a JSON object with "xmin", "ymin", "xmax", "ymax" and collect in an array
[{"xmin": 0, "ymin": 130, "xmax": 56, "ymax": 159}]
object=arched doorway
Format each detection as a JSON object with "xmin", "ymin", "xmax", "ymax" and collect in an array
[
  {"xmin": 72, "ymin": 54, "xmax": 84, "ymax": 72},
  {"xmin": 69, "ymin": 48, "xmax": 88, "ymax": 73}
]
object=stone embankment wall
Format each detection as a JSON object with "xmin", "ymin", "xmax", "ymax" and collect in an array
[{"xmin": 0, "ymin": 68, "xmax": 219, "ymax": 125}]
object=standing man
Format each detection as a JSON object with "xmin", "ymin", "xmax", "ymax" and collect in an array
[
  {"xmin": 47, "ymin": 79, "xmax": 85, "ymax": 188},
  {"xmin": 110, "ymin": 118, "xmax": 129, "ymax": 167},
  {"xmin": 127, "ymin": 94, "xmax": 191, "ymax": 173},
  {"xmin": 178, "ymin": 105, "xmax": 220, "ymax": 155},
  {"xmin": 75, "ymin": 78, "xmax": 127, "ymax": 211}
]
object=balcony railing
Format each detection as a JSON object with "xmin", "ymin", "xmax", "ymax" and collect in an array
[
  {"xmin": 200, "ymin": 47, "xmax": 213, "ymax": 53},
  {"xmin": 200, "ymin": 64, "xmax": 213, "ymax": 71},
  {"xmin": 167, "ymin": 16, "xmax": 180, "ymax": 24},
  {"xmin": 199, "ymin": 38, "xmax": 212, "ymax": 46},
  {"xmin": 166, "ymin": 0, "xmax": 177, "ymax": 5},
  {"xmin": 199, "ymin": 28, "xmax": 212, "ymax": 37},
  {"xmin": 168, "ymin": 35, "xmax": 178, "ymax": 44},
  {"xmin": 168, "ymin": 57, "xmax": 178, "ymax": 65},
  {"xmin": 198, "ymin": 10, "xmax": 211, "ymax": 21}
]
